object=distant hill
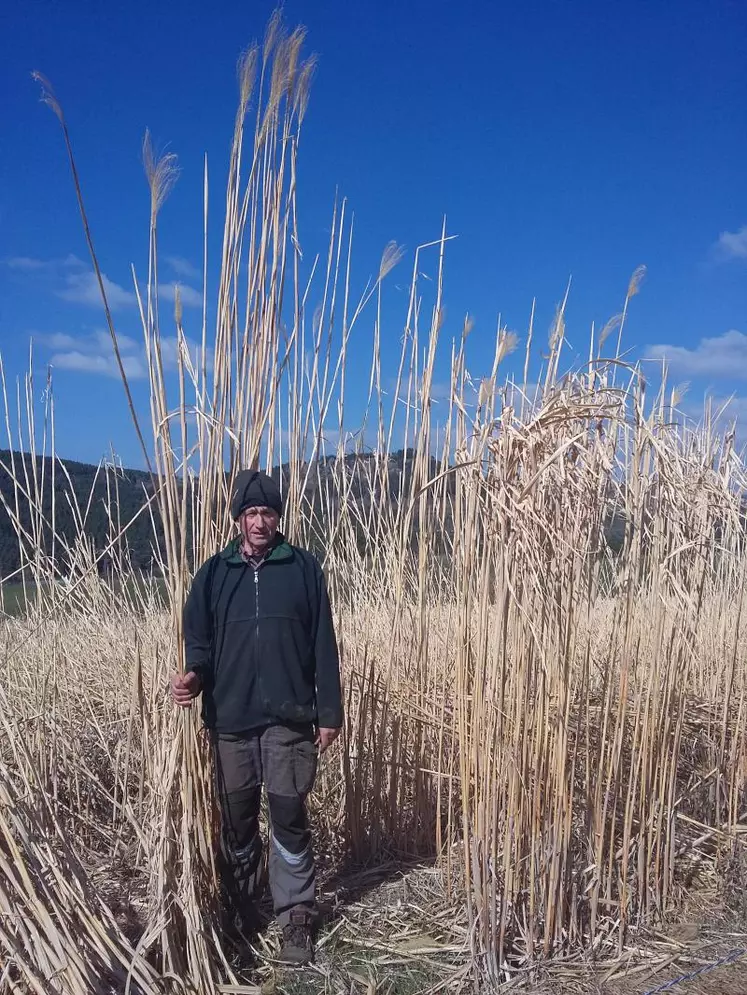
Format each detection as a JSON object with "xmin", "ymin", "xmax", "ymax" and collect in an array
[
  {"xmin": 0, "ymin": 451, "xmax": 161, "ymax": 578},
  {"xmin": 0, "ymin": 448, "xmax": 441, "ymax": 580},
  {"xmin": 0, "ymin": 448, "xmax": 639, "ymax": 582}
]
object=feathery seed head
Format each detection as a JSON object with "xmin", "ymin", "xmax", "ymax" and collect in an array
[
  {"xmin": 379, "ymin": 242, "xmax": 405, "ymax": 281},
  {"xmin": 142, "ymin": 130, "xmax": 179, "ymax": 219},
  {"xmin": 627, "ymin": 264, "xmax": 646, "ymax": 299}
]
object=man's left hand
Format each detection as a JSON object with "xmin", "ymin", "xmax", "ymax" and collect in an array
[{"xmin": 316, "ymin": 727, "xmax": 341, "ymax": 754}]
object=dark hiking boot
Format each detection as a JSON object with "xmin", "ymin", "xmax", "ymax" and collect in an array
[
  {"xmin": 278, "ymin": 909, "xmax": 314, "ymax": 966},
  {"xmin": 220, "ymin": 901, "xmax": 261, "ymax": 966}
]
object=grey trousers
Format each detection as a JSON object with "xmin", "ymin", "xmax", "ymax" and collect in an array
[{"xmin": 213, "ymin": 724, "xmax": 318, "ymax": 929}]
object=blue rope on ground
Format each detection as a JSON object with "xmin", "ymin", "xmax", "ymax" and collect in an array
[{"xmin": 641, "ymin": 947, "xmax": 747, "ymax": 994}]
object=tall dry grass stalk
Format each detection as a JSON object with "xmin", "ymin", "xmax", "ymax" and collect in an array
[{"xmin": 0, "ymin": 13, "xmax": 745, "ymax": 992}]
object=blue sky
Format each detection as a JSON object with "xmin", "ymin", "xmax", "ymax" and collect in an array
[{"xmin": 1, "ymin": 0, "xmax": 746, "ymax": 467}]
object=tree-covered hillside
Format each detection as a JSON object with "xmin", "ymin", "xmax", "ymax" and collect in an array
[
  {"xmin": 0, "ymin": 451, "xmax": 162, "ymax": 578},
  {"xmin": 0, "ymin": 449, "xmax": 433, "ymax": 579}
]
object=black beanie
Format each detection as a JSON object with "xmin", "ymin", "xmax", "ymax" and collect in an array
[{"xmin": 231, "ymin": 470, "xmax": 283, "ymax": 521}]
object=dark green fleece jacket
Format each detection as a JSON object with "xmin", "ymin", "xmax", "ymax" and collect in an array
[{"xmin": 182, "ymin": 535, "xmax": 342, "ymax": 733}]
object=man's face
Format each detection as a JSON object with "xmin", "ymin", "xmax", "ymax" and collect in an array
[{"xmin": 240, "ymin": 506, "xmax": 280, "ymax": 549}]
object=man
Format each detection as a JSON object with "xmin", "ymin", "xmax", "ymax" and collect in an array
[{"xmin": 170, "ymin": 469, "xmax": 342, "ymax": 966}]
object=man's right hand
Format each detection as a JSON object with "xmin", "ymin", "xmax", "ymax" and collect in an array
[{"xmin": 171, "ymin": 670, "xmax": 202, "ymax": 707}]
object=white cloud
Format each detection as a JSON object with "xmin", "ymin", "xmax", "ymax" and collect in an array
[
  {"xmin": 50, "ymin": 350, "xmax": 146, "ymax": 379},
  {"xmin": 159, "ymin": 334, "xmax": 204, "ymax": 371},
  {"xmin": 5, "ymin": 254, "xmax": 135, "ymax": 310},
  {"xmin": 61, "ymin": 254, "xmax": 86, "ymax": 269},
  {"xmin": 645, "ymin": 330, "xmax": 747, "ymax": 379},
  {"xmin": 35, "ymin": 329, "xmax": 139, "ymax": 354},
  {"xmin": 715, "ymin": 395, "xmax": 747, "ymax": 423},
  {"xmin": 36, "ymin": 332, "xmax": 79, "ymax": 350},
  {"xmin": 714, "ymin": 226, "xmax": 747, "ymax": 261},
  {"xmin": 40, "ymin": 327, "xmax": 202, "ymax": 383},
  {"xmin": 92, "ymin": 329, "xmax": 140, "ymax": 353},
  {"xmin": 56, "ymin": 270, "xmax": 136, "ymax": 309},
  {"xmin": 6, "ymin": 253, "xmax": 85, "ymax": 272},
  {"xmin": 678, "ymin": 392, "xmax": 747, "ymax": 447},
  {"xmin": 165, "ymin": 255, "xmax": 201, "ymax": 281},
  {"xmin": 688, "ymin": 394, "xmax": 747, "ymax": 421},
  {"xmin": 7, "ymin": 256, "xmax": 48, "ymax": 271},
  {"xmin": 45, "ymin": 328, "xmax": 147, "ymax": 380},
  {"xmin": 159, "ymin": 282, "xmax": 203, "ymax": 309}
]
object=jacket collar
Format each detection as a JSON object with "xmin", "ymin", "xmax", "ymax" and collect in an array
[{"xmin": 220, "ymin": 532, "xmax": 293, "ymax": 565}]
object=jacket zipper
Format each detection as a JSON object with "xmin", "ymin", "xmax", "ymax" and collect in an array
[
  {"xmin": 254, "ymin": 566, "xmax": 261, "ymax": 704},
  {"xmin": 254, "ymin": 567, "xmax": 260, "ymax": 637}
]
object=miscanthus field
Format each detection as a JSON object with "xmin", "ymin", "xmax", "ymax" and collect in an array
[{"xmin": 2, "ymin": 16, "xmax": 746, "ymax": 995}]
